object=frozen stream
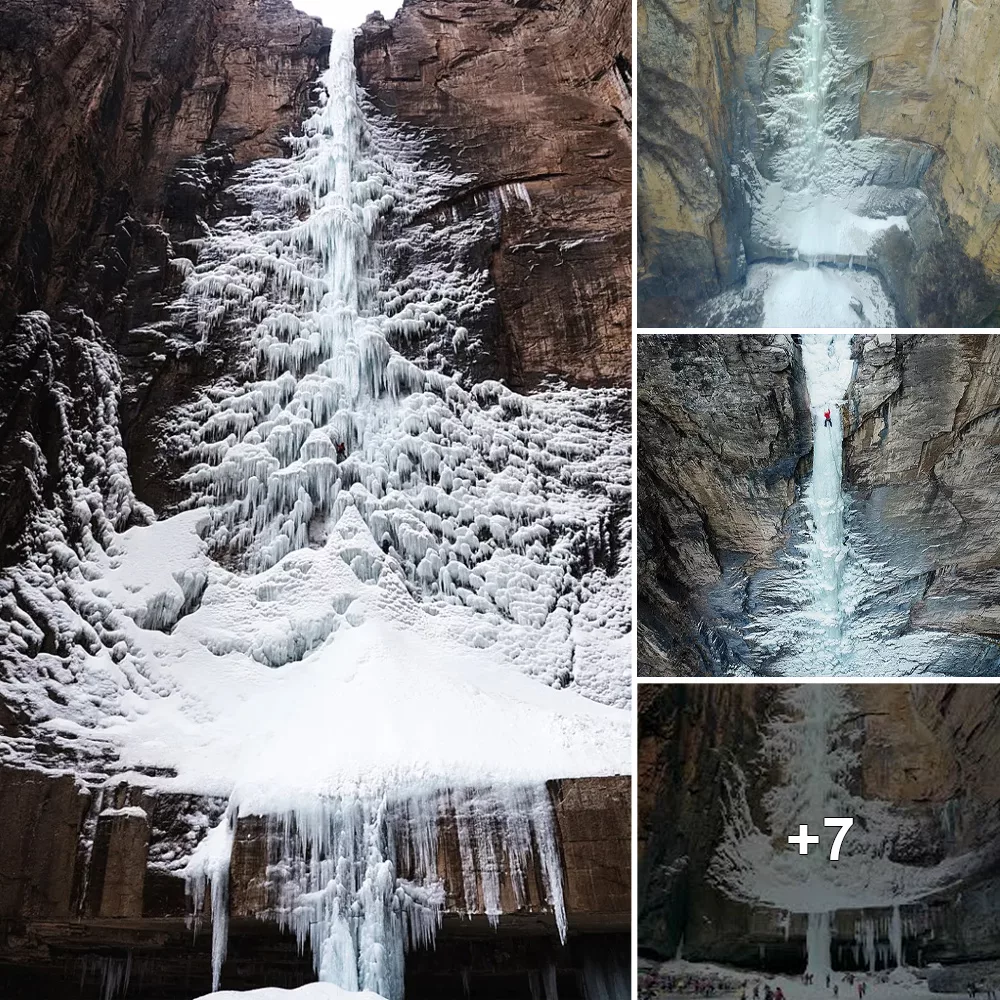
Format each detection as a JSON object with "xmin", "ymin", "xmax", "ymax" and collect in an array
[
  {"xmin": 700, "ymin": 0, "xmax": 916, "ymax": 328},
  {"xmin": 720, "ymin": 334, "xmax": 1000, "ymax": 677}
]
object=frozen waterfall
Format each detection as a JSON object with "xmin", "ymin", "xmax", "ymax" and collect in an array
[
  {"xmin": 702, "ymin": 0, "xmax": 909, "ymax": 327},
  {"xmin": 799, "ymin": 333, "xmax": 855, "ymax": 669},
  {"xmin": 0, "ymin": 20, "xmax": 631, "ymax": 998},
  {"xmin": 708, "ymin": 685, "xmax": 984, "ymax": 975},
  {"xmin": 186, "ymin": 786, "xmax": 567, "ymax": 999}
]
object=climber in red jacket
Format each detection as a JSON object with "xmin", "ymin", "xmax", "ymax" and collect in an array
[{"xmin": 823, "ymin": 407, "xmax": 833, "ymax": 427}]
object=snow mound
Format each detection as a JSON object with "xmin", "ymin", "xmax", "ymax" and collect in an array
[{"xmin": 196, "ymin": 986, "xmax": 382, "ymax": 1000}]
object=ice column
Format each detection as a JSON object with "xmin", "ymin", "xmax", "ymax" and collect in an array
[
  {"xmin": 800, "ymin": 333, "xmax": 855, "ymax": 667},
  {"xmin": 187, "ymin": 786, "xmax": 567, "ymax": 999}
]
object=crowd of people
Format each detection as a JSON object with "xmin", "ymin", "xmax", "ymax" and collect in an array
[{"xmin": 637, "ymin": 966, "xmax": 991, "ymax": 1000}]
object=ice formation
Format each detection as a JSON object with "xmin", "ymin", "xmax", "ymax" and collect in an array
[
  {"xmin": 758, "ymin": 333, "xmax": 856, "ymax": 673},
  {"xmin": 186, "ymin": 786, "xmax": 568, "ymax": 999},
  {"xmin": 0, "ymin": 25, "xmax": 630, "ymax": 999},
  {"xmin": 701, "ymin": 0, "xmax": 924, "ymax": 326},
  {"xmin": 726, "ymin": 333, "xmax": 1000, "ymax": 676},
  {"xmin": 709, "ymin": 686, "xmax": 988, "ymax": 974},
  {"xmin": 198, "ymin": 988, "xmax": 380, "ymax": 1000}
]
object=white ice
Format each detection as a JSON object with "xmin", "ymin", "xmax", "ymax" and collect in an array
[
  {"xmin": 709, "ymin": 687, "xmax": 987, "ymax": 975},
  {"xmin": 647, "ymin": 959, "xmax": 966, "ymax": 1000},
  {"xmin": 739, "ymin": 0, "xmax": 908, "ymax": 327}
]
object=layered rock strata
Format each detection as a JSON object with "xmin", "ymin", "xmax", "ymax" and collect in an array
[
  {"xmin": 357, "ymin": 0, "xmax": 632, "ymax": 387},
  {"xmin": 0, "ymin": 769, "xmax": 629, "ymax": 997}
]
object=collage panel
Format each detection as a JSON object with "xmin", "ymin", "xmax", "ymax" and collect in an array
[
  {"xmin": 638, "ymin": 333, "xmax": 1000, "ymax": 677},
  {"xmin": 637, "ymin": 0, "xmax": 1000, "ymax": 329},
  {"xmin": 638, "ymin": 682, "xmax": 1000, "ymax": 999},
  {"xmin": 0, "ymin": 0, "xmax": 632, "ymax": 998}
]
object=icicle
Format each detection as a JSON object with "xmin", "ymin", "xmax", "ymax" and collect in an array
[
  {"xmin": 187, "ymin": 784, "xmax": 568, "ymax": 1000},
  {"xmin": 184, "ymin": 807, "xmax": 236, "ymax": 992},
  {"xmin": 890, "ymin": 904, "xmax": 903, "ymax": 967}
]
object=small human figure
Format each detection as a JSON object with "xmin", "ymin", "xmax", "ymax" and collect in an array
[
  {"xmin": 335, "ymin": 440, "xmax": 347, "ymax": 462},
  {"xmin": 857, "ymin": 982, "xmax": 864, "ymax": 999},
  {"xmin": 823, "ymin": 407, "xmax": 833, "ymax": 427},
  {"xmin": 775, "ymin": 988, "xmax": 785, "ymax": 1000},
  {"xmin": 826, "ymin": 975, "xmax": 831, "ymax": 989},
  {"xmin": 833, "ymin": 986, "xmax": 839, "ymax": 998}
]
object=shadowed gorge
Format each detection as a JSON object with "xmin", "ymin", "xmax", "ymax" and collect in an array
[
  {"xmin": 638, "ymin": 0, "xmax": 1000, "ymax": 327},
  {"xmin": 638, "ymin": 333, "xmax": 1000, "ymax": 677},
  {"xmin": 639, "ymin": 685, "xmax": 1000, "ymax": 982}
]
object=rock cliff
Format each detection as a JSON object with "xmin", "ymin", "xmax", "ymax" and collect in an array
[
  {"xmin": 638, "ymin": 332, "xmax": 1000, "ymax": 675},
  {"xmin": 844, "ymin": 333, "xmax": 1000, "ymax": 640},
  {"xmin": 638, "ymin": 0, "xmax": 1000, "ymax": 326},
  {"xmin": 639, "ymin": 684, "xmax": 1000, "ymax": 970},
  {"xmin": 0, "ymin": 0, "xmax": 331, "ymax": 563},
  {"xmin": 0, "ymin": 770, "xmax": 629, "ymax": 997},
  {"xmin": 637, "ymin": 333, "xmax": 811, "ymax": 675},
  {"xmin": 356, "ymin": 0, "xmax": 632, "ymax": 388},
  {"xmin": 0, "ymin": 0, "xmax": 330, "ymax": 321}
]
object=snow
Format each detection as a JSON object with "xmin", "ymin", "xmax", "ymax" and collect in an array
[
  {"xmin": 99, "ymin": 806, "xmax": 148, "ymax": 820},
  {"xmin": 714, "ymin": 0, "xmax": 918, "ymax": 327},
  {"xmin": 760, "ymin": 267, "xmax": 898, "ymax": 328},
  {"xmin": 643, "ymin": 959, "xmax": 965, "ymax": 1000},
  {"xmin": 197, "ymin": 987, "xmax": 382, "ymax": 1000},
  {"xmin": 707, "ymin": 686, "xmax": 991, "ymax": 975},
  {"xmin": 701, "ymin": 264, "xmax": 898, "ymax": 328}
]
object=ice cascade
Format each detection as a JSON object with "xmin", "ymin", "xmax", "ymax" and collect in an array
[
  {"xmin": 701, "ymin": 0, "xmax": 907, "ymax": 326},
  {"xmin": 799, "ymin": 333, "xmax": 855, "ymax": 669},
  {"xmin": 709, "ymin": 686, "xmax": 984, "ymax": 974},
  {"xmin": 185, "ymin": 786, "xmax": 567, "ymax": 998}
]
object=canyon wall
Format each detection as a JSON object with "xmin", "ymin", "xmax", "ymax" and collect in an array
[
  {"xmin": 638, "ymin": 333, "xmax": 1000, "ymax": 675},
  {"xmin": 1, "ymin": 0, "xmax": 633, "ymax": 566},
  {"xmin": 844, "ymin": 333, "xmax": 1000, "ymax": 642},
  {"xmin": 637, "ymin": 333, "xmax": 811, "ymax": 675},
  {"xmin": 638, "ymin": 0, "xmax": 1000, "ymax": 326},
  {"xmin": 0, "ymin": 0, "xmax": 330, "ymax": 322},
  {"xmin": 357, "ymin": 0, "xmax": 632, "ymax": 388},
  {"xmin": 0, "ymin": 0, "xmax": 331, "ymax": 563},
  {"xmin": 638, "ymin": 685, "xmax": 1000, "ymax": 968}
]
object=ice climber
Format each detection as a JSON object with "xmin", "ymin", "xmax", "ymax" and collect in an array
[{"xmin": 823, "ymin": 407, "xmax": 832, "ymax": 427}]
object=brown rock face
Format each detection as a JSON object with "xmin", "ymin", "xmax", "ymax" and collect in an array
[
  {"xmin": 0, "ymin": 770, "xmax": 629, "ymax": 996},
  {"xmin": 845, "ymin": 333, "xmax": 1000, "ymax": 639},
  {"xmin": 356, "ymin": 0, "xmax": 632, "ymax": 388},
  {"xmin": 0, "ymin": 0, "xmax": 330, "ymax": 320},
  {"xmin": 636, "ymin": 0, "xmax": 759, "ymax": 326}
]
